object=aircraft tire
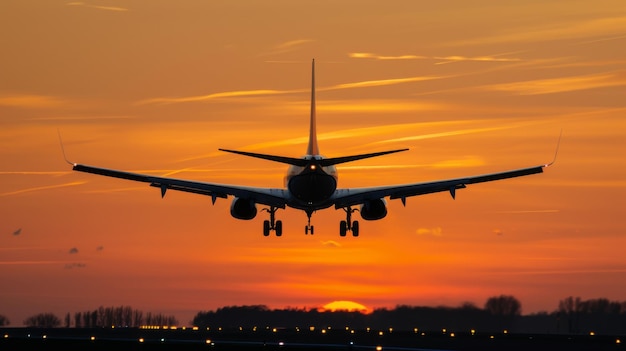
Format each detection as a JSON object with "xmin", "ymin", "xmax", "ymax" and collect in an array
[
  {"xmin": 339, "ymin": 221, "xmax": 347, "ymax": 237},
  {"xmin": 263, "ymin": 220, "xmax": 271, "ymax": 236},
  {"xmin": 352, "ymin": 221, "xmax": 359, "ymax": 237},
  {"xmin": 275, "ymin": 220, "xmax": 283, "ymax": 236}
]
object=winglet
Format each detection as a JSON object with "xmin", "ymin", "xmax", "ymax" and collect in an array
[
  {"xmin": 57, "ymin": 129, "xmax": 76, "ymax": 166},
  {"xmin": 544, "ymin": 129, "xmax": 562, "ymax": 167}
]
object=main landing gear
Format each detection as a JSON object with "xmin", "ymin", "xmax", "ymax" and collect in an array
[
  {"xmin": 340, "ymin": 207, "xmax": 359, "ymax": 237},
  {"xmin": 262, "ymin": 207, "xmax": 282, "ymax": 236}
]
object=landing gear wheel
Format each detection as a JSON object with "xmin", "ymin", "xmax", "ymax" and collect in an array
[
  {"xmin": 339, "ymin": 221, "xmax": 347, "ymax": 237},
  {"xmin": 352, "ymin": 221, "xmax": 359, "ymax": 237},
  {"xmin": 275, "ymin": 220, "xmax": 283, "ymax": 236},
  {"xmin": 263, "ymin": 220, "xmax": 271, "ymax": 236},
  {"xmin": 339, "ymin": 207, "xmax": 360, "ymax": 237},
  {"xmin": 262, "ymin": 207, "xmax": 282, "ymax": 237}
]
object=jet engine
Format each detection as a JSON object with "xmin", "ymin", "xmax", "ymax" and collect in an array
[
  {"xmin": 359, "ymin": 198, "xmax": 388, "ymax": 220},
  {"xmin": 230, "ymin": 197, "xmax": 257, "ymax": 220}
]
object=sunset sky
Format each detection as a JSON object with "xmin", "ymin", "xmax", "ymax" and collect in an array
[{"xmin": 1, "ymin": 1, "xmax": 625, "ymax": 326}]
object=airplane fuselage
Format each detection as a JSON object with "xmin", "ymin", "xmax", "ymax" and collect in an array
[{"xmin": 285, "ymin": 157, "xmax": 338, "ymax": 210}]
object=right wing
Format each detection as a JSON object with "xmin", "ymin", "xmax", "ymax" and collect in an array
[
  {"xmin": 71, "ymin": 164, "xmax": 288, "ymax": 209},
  {"xmin": 332, "ymin": 164, "xmax": 547, "ymax": 208}
]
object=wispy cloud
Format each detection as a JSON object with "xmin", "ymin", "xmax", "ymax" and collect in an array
[
  {"xmin": 455, "ymin": 15, "xmax": 626, "ymax": 46},
  {"xmin": 137, "ymin": 75, "xmax": 443, "ymax": 105},
  {"xmin": 0, "ymin": 94, "xmax": 70, "ymax": 109},
  {"xmin": 416, "ymin": 227, "xmax": 443, "ymax": 236},
  {"xmin": 0, "ymin": 181, "xmax": 86, "ymax": 197},
  {"xmin": 329, "ymin": 76, "xmax": 441, "ymax": 89},
  {"xmin": 321, "ymin": 240, "xmax": 341, "ymax": 248},
  {"xmin": 350, "ymin": 52, "xmax": 523, "ymax": 65},
  {"xmin": 66, "ymin": 2, "xmax": 129, "ymax": 12},
  {"xmin": 486, "ymin": 72, "xmax": 626, "ymax": 95},
  {"xmin": 137, "ymin": 90, "xmax": 294, "ymax": 105}
]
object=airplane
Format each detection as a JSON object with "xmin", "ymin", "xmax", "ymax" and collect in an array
[{"xmin": 64, "ymin": 59, "xmax": 558, "ymax": 237}]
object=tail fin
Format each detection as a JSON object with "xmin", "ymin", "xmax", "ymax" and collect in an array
[{"xmin": 306, "ymin": 59, "xmax": 320, "ymax": 156}]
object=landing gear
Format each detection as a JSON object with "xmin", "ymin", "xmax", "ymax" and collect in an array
[
  {"xmin": 262, "ymin": 207, "xmax": 282, "ymax": 237},
  {"xmin": 339, "ymin": 207, "xmax": 359, "ymax": 237},
  {"xmin": 304, "ymin": 210, "xmax": 314, "ymax": 235}
]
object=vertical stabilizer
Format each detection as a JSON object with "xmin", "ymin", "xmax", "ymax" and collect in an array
[{"xmin": 306, "ymin": 59, "xmax": 320, "ymax": 156}]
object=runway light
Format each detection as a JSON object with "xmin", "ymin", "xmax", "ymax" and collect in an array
[
  {"xmin": 589, "ymin": 331, "xmax": 595, "ymax": 336},
  {"xmin": 490, "ymin": 335, "xmax": 495, "ymax": 339},
  {"xmin": 413, "ymin": 328, "xmax": 418, "ymax": 333},
  {"xmin": 378, "ymin": 331, "xmax": 384, "ymax": 336},
  {"xmin": 138, "ymin": 338, "xmax": 144, "ymax": 343},
  {"xmin": 90, "ymin": 336, "xmax": 95, "ymax": 341},
  {"xmin": 616, "ymin": 339, "xmax": 621, "ymax": 344},
  {"xmin": 42, "ymin": 335, "xmax": 47, "ymax": 339},
  {"xmin": 205, "ymin": 339, "xmax": 212, "ymax": 344},
  {"xmin": 192, "ymin": 326, "xmax": 199, "ymax": 331},
  {"xmin": 376, "ymin": 346, "xmax": 383, "ymax": 351},
  {"xmin": 471, "ymin": 329, "xmax": 476, "ymax": 335},
  {"xmin": 309, "ymin": 326, "xmax": 315, "ymax": 331},
  {"xmin": 3, "ymin": 334, "xmax": 8, "ymax": 339},
  {"xmin": 321, "ymin": 329, "xmax": 327, "ymax": 334},
  {"xmin": 503, "ymin": 329, "xmax": 508, "ymax": 334},
  {"xmin": 450, "ymin": 332, "xmax": 455, "ymax": 338}
]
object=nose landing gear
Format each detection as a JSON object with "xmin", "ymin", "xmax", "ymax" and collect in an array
[
  {"xmin": 262, "ymin": 207, "xmax": 282, "ymax": 236},
  {"xmin": 305, "ymin": 210, "xmax": 314, "ymax": 235},
  {"xmin": 339, "ymin": 207, "xmax": 359, "ymax": 237}
]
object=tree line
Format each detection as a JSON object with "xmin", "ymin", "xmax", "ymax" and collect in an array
[
  {"xmin": 2, "ymin": 296, "xmax": 626, "ymax": 334},
  {"xmin": 0, "ymin": 305, "xmax": 178, "ymax": 328}
]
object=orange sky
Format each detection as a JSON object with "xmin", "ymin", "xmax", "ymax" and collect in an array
[{"xmin": 1, "ymin": 1, "xmax": 625, "ymax": 326}]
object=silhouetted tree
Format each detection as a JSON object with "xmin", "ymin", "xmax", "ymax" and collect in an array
[
  {"xmin": 24, "ymin": 313, "xmax": 61, "ymax": 328},
  {"xmin": 558, "ymin": 296, "xmax": 581, "ymax": 333},
  {"xmin": 74, "ymin": 312, "xmax": 82, "ymax": 328},
  {"xmin": 0, "ymin": 314, "xmax": 10, "ymax": 326},
  {"xmin": 65, "ymin": 312, "xmax": 71, "ymax": 328},
  {"xmin": 485, "ymin": 295, "xmax": 522, "ymax": 316}
]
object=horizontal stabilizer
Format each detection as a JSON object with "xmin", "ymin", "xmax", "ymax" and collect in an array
[
  {"xmin": 319, "ymin": 149, "xmax": 409, "ymax": 166},
  {"xmin": 219, "ymin": 149, "xmax": 309, "ymax": 166},
  {"xmin": 219, "ymin": 148, "xmax": 409, "ymax": 167}
]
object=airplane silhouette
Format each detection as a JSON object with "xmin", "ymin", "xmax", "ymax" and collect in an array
[{"xmin": 66, "ymin": 59, "xmax": 556, "ymax": 237}]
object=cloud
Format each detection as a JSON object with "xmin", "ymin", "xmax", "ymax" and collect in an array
[
  {"xmin": 137, "ymin": 75, "xmax": 443, "ymax": 106},
  {"xmin": 66, "ymin": 2, "xmax": 129, "ymax": 12},
  {"xmin": 416, "ymin": 227, "xmax": 443, "ymax": 236},
  {"xmin": 454, "ymin": 15, "xmax": 626, "ymax": 46},
  {"xmin": 0, "ymin": 94, "xmax": 70, "ymax": 109},
  {"xmin": 486, "ymin": 72, "xmax": 626, "ymax": 95},
  {"xmin": 137, "ymin": 89, "xmax": 293, "ymax": 105},
  {"xmin": 68, "ymin": 247, "xmax": 79, "ymax": 254},
  {"xmin": 329, "ymin": 76, "xmax": 441, "ymax": 90},
  {"xmin": 0, "ymin": 181, "xmax": 86, "ymax": 197},
  {"xmin": 321, "ymin": 240, "xmax": 341, "ymax": 248},
  {"xmin": 350, "ymin": 52, "xmax": 522, "ymax": 65},
  {"xmin": 493, "ymin": 229, "xmax": 504, "ymax": 236}
]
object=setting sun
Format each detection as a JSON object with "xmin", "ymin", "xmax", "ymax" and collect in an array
[{"xmin": 322, "ymin": 301, "xmax": 370, "ymax": 313}]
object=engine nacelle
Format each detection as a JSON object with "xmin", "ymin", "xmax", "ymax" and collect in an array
[
  {"xmin": 230, "ymin": 197, "xmax": 257, "ymax": 220},
  {"xmin": 360, "ymin": 198, "xmax": 388, "ymax": 220}
]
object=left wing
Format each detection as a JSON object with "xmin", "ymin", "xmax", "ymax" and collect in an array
[
  {"xmin": 71, "ymin": 164, "xmax": 288, "ymax": 209},
  {"xmin": 332, "ymin": 164, "xmax": 547, "ymax": 208}
]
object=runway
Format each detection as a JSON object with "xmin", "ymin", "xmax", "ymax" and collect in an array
[{"xmin": 1, "ymin": 327, "xmax": 623, "ymax": 351}]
